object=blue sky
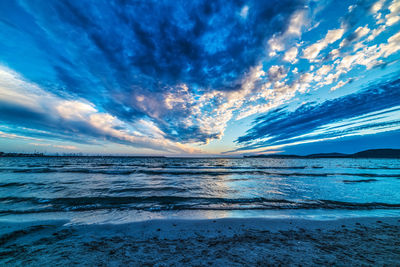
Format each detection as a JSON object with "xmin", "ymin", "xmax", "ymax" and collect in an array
[{"xmin": 0, "ymin": 0, "xmax": 399, "ymax": 155}]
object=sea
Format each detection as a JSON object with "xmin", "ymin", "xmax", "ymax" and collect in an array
[{"xmin": 1, "ymin": 156, "xmax": 400, "ymax": 224}]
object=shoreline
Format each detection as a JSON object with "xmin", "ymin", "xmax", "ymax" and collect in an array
[{"xmin": 1, "ymin": 216, "xmax": 400, "ymax": 266}]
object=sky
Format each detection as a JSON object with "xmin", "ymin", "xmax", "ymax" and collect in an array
[{"xmin": 0, "ymin": 0, "xmax": 399, "ymax": 156}]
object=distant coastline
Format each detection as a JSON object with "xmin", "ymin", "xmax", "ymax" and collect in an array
[
  {"xmin": 245, "ymin": 149, "xmax": 400, "ymax": 159},
  {"xmin": 1, "ymin": 149, "xmax": 400, "ymax": 158},
  {"xmin": 0, "ymin": 152, "xmax": 166, "ymax": 158}
]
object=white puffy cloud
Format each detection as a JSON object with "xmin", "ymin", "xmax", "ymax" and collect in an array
[
  {"xmin": 317, "ymin": 65, "xmax": 332, "ymax": 76},
  {"xmin": 371, "ymin": 0, "xmax": 386, "ymax": 13},
  {"xmin": 330, "ymin": 79, "xmax": 351, "ymax": 91},
  {"xmin": 287, "ymin": 10, "xmax": 307, "ymax": 36},
  {"xmin": 339, "ymin": 31, "xmax": 400, "ymax": 71},
  {"xmin": 56, "ymin": 101, "xmax": 97, "ymax": 121},
  {"xmin": 302, "ymin": 28, "xmax": 345, "ymax": 61},
  {"xmin": 267, "ymin": 10, "xmax": 308, "ymax": 56},
  {"xmin": 268, "ymin": 35, "xmax": 285, "ymax": 56},
  {"xmin": 367, "ymin": 25, "xmax": 386, "ymax": 41},
  {"xmin": 385, "ymin": 0, "xmax": 400, "ymax": 26},
  {"xmin": 355, "ymin": 26, "xmax": 370, "ymax": 39},
  {"xmin": 267, "ymin": 65, "xmax": 287, "ymax": 81},
  {"xmin": 283, "ymin": 47, "xmax": 299, "ymax": 63}
]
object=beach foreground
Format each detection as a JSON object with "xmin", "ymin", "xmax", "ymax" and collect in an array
[{"xmin": 1, "ymin": 217, "xmax": 400, "ymax": 266}]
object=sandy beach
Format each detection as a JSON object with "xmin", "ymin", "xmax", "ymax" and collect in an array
[{"xmin": 1, "ymin": 217, "xmax": 400, "ymax": 266}]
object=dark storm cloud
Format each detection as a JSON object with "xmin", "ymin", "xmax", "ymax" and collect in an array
[{"xmin": 236, "ymin": 77, "xmax": 400, "ymax": 149}]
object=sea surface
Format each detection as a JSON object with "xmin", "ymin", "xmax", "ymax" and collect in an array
[{"xmin": 1, "ymin": 157, "xmax": 400, "ymax": 224}]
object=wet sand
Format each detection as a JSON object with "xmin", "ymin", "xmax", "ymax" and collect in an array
[{"xmin": 1, "ymin": 217, "xmax": 400, "ymax": 266}]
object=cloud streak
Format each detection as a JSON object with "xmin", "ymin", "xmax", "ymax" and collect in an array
[
  {"xmin": 0, "ymin": 66, "xmax": 199, "ymax": 154},
  {"xmin": 235, "ymin": 77, "xmax": 400, "ymax": 152}
]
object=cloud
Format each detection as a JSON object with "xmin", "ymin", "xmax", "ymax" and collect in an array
[
  {"xmin": 286, "ymin": 10, "xmax": 307, "ymax": 36},
  {"xmin": 366, "ymin": 0, "xmax": 400, "ymax": 41},
  {"xmin": 235, "ymin": 76, "xmax": 400, "ymax": 151},
  {"xmin": 340, "ymin": 0, "xmax": 377, "ymax": 28},
  {"xmin": 0, "ymin": 0, "xmax": 305, "ymax": 145},
  {"xmin": 371, "ymin": 0, "xmax": 385, "ymax": 13},
  {"xmin": 339, "ymin": 26, "xmax": 370, "ymax": 48},
  {"xmin": 283, "ymin": 47, "xmax": 299, "ymax": 63},
  {"xmin": 267, "ymin": 9, "xmax": 308, "ymax": 56},
  {"xmin": 53, "ymin": 145, "xmax": 78, "ymax": 150},
  {"xmin": 29, "ymin": 143, "xmax": 51, "ymax": 147},
  {"xmin": 385, "ymin": 0, "xmax": 400, "ymax": 26},
  {"xmin": 267, "ymin": 65, "xmax": 287, "ymax": 82},
  {"xmin": 330, "ymin": 79, "xmax": 352, "ymax": 91},
  {"xmin": 240, "ymin": 5, "xmax": 249, "ymax": 18},
  {"xmin": 0, "ymin": 66, "xmax": 200, "ymax": 154},
  {"xmin": 334, "ymin": 30, "xmax": 400, "ymax": 74},
  {"xmin": 29, "ymin": 143, "xmax": 78, "ymax": 150},
  {"xmin": 0, "ymin": 131, "xmax": 45, "ymax": 142},
  {"xmin": 302, "ymin": 28, "xmax": 345, "ymax": 61}
]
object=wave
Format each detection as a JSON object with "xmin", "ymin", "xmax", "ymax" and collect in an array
[
  {"xmin": 137, "ymin": 170, "xmax": 400, "ymax": 178},
  {"xmin": 1, "ymin": 196, "xmax": 399, "ymax": 214},
  {"xmin": 12, "ymin": 168, "xmax": 56, "ymax": 173},
  {"xmin": 107, "ymin": 186, "xmax": 188, "ymax": 194},
  {"xmin": 343, "ymin": 179, "xmax": 378, "ymax": 183},
  {"xmin": 0, "ymin": 166, "xmax": 308, "ymax": 172},
  {"xmin": 136, "ymin": 169, "xmax": 329, "ymax": 177},
  {"xmin": 337, "ymin": 173, "xmax": 400, "ymax": 178},
  {"xmin": 0, "ymin": 182, "xmax": 46, "ymax": 188},
  {"xmin": 159, "ymin": 165, "xmax": 308, "ymax": 170},
  {"xmin": 358, "ymin": 166, "xmax": 400, "ymax": 170},
  {"xmin": 2, "ymin": 167, "xmax": 400, "ymax": 178},
  {"xmin": 0, "ymin": 225, "xmax": 50, "ymax": 246}
]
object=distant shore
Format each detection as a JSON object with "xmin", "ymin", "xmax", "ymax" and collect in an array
[
  {"xmin": 1, "ymin": 217, "xmax": 400, "ymax": 266},
  {"xmin": 1, "ymin": 148, "xmax": 400, "ymax": 158},
  {"xmin": 0, "ymin": 152, "xmax": 167, "ymax": 158}
]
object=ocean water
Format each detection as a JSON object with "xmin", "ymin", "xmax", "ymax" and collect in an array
[{"xmin": 1, "ymin": 157, "xmax": 400, "ymax": 224}]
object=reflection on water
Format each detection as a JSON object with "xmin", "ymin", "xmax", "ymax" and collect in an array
[{"xmin": 0, "ymin": 157, "xmax": 399, "ymax": 223}]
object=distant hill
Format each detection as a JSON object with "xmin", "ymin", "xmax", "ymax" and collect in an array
[
  {"xmin": 245, "ymin": 149, "xmax": 400, "ymax": 159},
  {"xmin": 352, "ymin": 149, "xmax": 400, "ymax": 158},
  {"xmin": 306, "ymin": 153, "xmax": 348, "ymax": 158},
  {"xmin": 244, "ymin": 154, "xmax": 300, "ymax": 158}
]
